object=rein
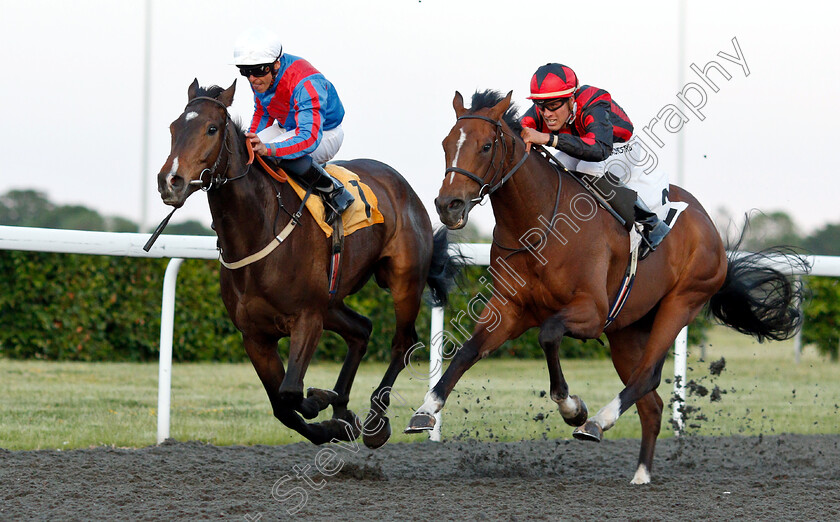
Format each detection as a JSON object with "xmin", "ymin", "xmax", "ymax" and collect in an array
[
  {"xmin": 184, "ymin": 96, "xmax": 303, "ymax": 269},
  {"xmin": 444, "ymin": 114, "xmax": 529, "ymax": 204}
]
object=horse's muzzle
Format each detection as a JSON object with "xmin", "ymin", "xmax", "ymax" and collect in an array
[
  {"xmin": 157, "ymin": 171, "xmax": 189, "ymax": 208},
  {"xmin": 435, "ymin": 196, "xmax": 468, "ymax": 229}
]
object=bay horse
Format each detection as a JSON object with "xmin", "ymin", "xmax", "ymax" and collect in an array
[
  {"xmin": 405, "ymin": 90, "xmax": 806, "ymax": 484},
  {"xmin": 156, "ymin": 80, "xmax": 456, "ymax": 448}
]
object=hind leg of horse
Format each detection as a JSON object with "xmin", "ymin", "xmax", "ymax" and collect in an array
[
  {"xmin": 574, "ymin": 300, "xmax": 695, "ymax": 453},
  {"xmin": 603, "ymin": 325, "xmax": 664, "ymax": 484},
  {"xmin": 297, "ymin": 303, "xmax": 372, "ymax": 438},
  {"xmin": 243, "ymin": 335, "xmax": 350, "ymax": 444},
  {"xmin": 538, "ymin": 315, "xmax": 588, "ymax": 427},
  {"xmin": 406, "ymin": 308, "xmax": 519, "ymax": 432},
  {"xmin": 362, "ymin": 266, "xmax": 425, "ymax": 448}
]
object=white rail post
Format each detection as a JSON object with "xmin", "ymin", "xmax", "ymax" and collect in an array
[
  {"xmin": 157, "ymin": 258, "xmax": 184, "ymax": 444},
  {"xmin": 429, "ymin": 306, "xmax": 445, "ymax": 441},
  {"xmin": 672, "ymin": 326, "xmax": 688, "ymax": 435}
]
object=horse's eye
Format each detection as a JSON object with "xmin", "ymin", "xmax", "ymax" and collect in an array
[
  {"xmin": 208, "ymin": 125, "xmax": 218, "ymax": 136},
  {"xmin": 482, "ymin": 143, "xmax": 492, "ymax": 152}
]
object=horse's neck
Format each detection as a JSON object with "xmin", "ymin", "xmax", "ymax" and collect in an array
[
  {"xmin": 490, "ymin": 153, "xmax": 565, "ymax": 242},
  {"xmin": 207, "ymin": 146, "xmax": 288, "ymax": 258}
]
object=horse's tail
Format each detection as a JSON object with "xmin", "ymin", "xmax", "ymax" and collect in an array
[
  {"xmin": 426, "ymin": 228, "xmax": 465, "ymax": 307},
  {"xmin": 708, "ymin": 235, "xmax": 811, "ymax": 342}
]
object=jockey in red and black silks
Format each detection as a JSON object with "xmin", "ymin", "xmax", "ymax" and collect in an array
[
  {"xmin": 519, "ymin": 63, "xmax": 673, "ymax": 259},
  {"xmin": 234, "ymin": 27, "xmax": 354, "ymax": 223},
  {"xmin": 521, "ymin": 85, "xmax": 634, "ymax": 163}
]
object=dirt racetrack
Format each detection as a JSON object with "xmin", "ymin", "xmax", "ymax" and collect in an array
[{"xmin": 2, "ymin": 433, "xmax": 839, "ymax": 521}]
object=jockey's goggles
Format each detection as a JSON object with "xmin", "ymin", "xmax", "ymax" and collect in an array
[
  {"xmin": 534, "ymin": 98, "xmax": 569, "ymax": 112},
  {"xmin": 238, "ymin": 63, "xmax": 273, "ymax": 78}
]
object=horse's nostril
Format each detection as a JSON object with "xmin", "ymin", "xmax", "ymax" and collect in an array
[
  {"xmin": 448, "ymin": 199, "xmax": 465, "ymax": 211},
  {"xmin": 169, "ymin": 176, "xmax": 184, "ymax": 190}
]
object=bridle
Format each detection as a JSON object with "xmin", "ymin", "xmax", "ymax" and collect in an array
[
  {"xmin": 444, "ymin": 114, "xmax": 564, "ymax": 260},
  {"xmin": 185, "ymin": 96, "xmax": 251, "ymax": 191},
  {"xmin": 443, "ymin": 114, "xmax": 529, "ymax": 204}
]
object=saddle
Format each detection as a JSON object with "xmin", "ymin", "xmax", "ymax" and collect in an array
[
  {"xmin": 535, "ymin": 146, "xmax": 636, "ymax": 232},
  {"xmin": 574, "ymin": 172, "xmax": 637, "ymax": 232},
  {"xmin": 285, "ymin": 164, "xmax": 385, "ymax": 237}
]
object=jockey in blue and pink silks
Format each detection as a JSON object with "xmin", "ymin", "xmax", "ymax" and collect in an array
[{"xmin": 233, "ymin": 27, "xmax": 354, "ymax": 223}]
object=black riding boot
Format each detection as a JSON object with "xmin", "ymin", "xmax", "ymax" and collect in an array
[
  {"xmin": 278, "ymin": 156, "xmax": 355, "ymax": 225},
  {"xmin": 634, "ymin": 197, "xmax": 669, "ymax": 260},
  {"xmin": 307, "ymin": 162, "xmax": 355, "ymax": 225}
]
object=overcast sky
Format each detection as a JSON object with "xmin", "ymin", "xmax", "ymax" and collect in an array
[{"xmin": 1, "ymin": 0, "xmax": 838, "ymax": 236}]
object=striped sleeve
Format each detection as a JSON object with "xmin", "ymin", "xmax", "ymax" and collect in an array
[
  {"xmin": 249, "ymin": 96, "xmax": 275, "ymax": 134},
  {"xmin": 265, "ymin": 79, "xmax": 324, "ymax": 159}
]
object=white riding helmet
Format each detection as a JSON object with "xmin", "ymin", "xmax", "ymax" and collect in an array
[{"xmin": 233, "ymin": 28, "xmax": 283, "ymax": 66}]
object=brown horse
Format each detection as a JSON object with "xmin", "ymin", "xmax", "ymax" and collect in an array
[
  {"xmin": 405, "ymin": 90, "xmax": 806, "ymax": 484},
  {"xmin": 156, "ymin": 80, "xmax": 456, "ymax": 447}
]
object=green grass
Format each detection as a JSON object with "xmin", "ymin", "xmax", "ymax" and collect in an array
[{"xmin": 1, "ymin": 326, "xmax": 838, "ymax": 450}]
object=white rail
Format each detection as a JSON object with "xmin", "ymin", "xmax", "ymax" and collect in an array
[{"xmin": 0, "ymin": 225, "xmax": 834, "ymax": 442}]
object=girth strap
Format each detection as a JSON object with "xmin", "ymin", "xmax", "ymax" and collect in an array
[{"xmin": 604, "ymin": 246, "xmax": 639, "ymax": 328}]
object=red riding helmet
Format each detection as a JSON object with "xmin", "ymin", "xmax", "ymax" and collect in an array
[{"xmin": 527, "ymin": 63, "xmax": 578, "ymax": 100}]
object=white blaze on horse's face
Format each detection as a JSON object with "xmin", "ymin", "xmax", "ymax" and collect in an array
[
  {"xmin": 449, "ymin": 129, "xmax": 467, "ymax": 185},
  {"xmin": 185, "ymin": 111, "xmax": 198, "ymax": 122},
  {"xmin": 166, "ymin": 157, "xmax": 179, "ymax": 189}
]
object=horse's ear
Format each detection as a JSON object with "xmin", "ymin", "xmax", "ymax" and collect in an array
[
  {"xmin": 488, "ymin": 90, "xmax": 513, "ymax": 121},
  {"xmin": 188, "ymin": 78, "xmax": 200, "ymax": 101},
  {"xmin": 453, "ymin": 91, "xmax": 467, "ymax": 117},
  {"xmin": 218, "ymin": 80, "xmax": 236, "ymax": 107}
]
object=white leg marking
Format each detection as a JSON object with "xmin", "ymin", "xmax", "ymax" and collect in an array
[
  {"xmin": 558, "ymin": 396, "xmax": 579, "ymax": 418},
  {"xmin": 630, "ymin": 463, "xmax": 651, "ymax": 485},
  {"xmin": 591, "ymin": 396, "xmax": 621, "ymax": 431},
  {"xmin": 449, "ymin": 129, "xmax": 466, "ymax": 184},
  {"xmin": 185, "ymin": 111, "xmax": 198, "ymax": 122},
  {"xmin": 417, "ymin": 390, "xmax": 443, "ymax": 415},
  {"xmin": 165, "ymin": 156, "xmax": 179, "ymax": 187}
]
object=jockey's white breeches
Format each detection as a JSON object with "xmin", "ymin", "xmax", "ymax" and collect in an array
[
  {"xmin": 553, "ymin": 136, "xmax": 670, "ymax": 213},
  {"xmin": 257, "ymin": 124, "xmax": 345, "ymax": 164}
]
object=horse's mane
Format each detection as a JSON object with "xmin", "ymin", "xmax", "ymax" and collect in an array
[{"xmin": 468, "ymin": 90, "xmax": 523, "ymax": 134}]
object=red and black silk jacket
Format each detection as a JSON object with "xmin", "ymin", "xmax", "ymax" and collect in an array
[{"xmin": 521, "ymin": 85, "xmax": 634, "ymax": 162}]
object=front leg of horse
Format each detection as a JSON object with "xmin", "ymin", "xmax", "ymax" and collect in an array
[
  {"xmin": 405, "ymin": 320, "xmax": 513, "ymax": 434},
  {"xmin": 302, "ymin": 304, "xmax": 372, "ymax": 442},
  {"xmin": 278, "ymin": 314, "xmax": 325, "ymax": 420},
  {"xmin": 539, "ymin": 315, "xmax": 588, "ymax": 427},
  {"xmin": 242, "ymin": 335, "xmax": 346, "ymax": 444}
]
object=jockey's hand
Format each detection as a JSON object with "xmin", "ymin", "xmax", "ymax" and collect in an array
[
  {"xmin": 520, "ymin": 127, "xmax": 549, "ymax": 153},
  {"xmin": 245, "ymin": 132, "xmax": 268, "ymax": 155}
]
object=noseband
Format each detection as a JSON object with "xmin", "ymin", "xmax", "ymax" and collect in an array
[
  {"xmin": 185, "ymin": 96, "xmax": 250, "ymax": 191},
  {"xmin": 443, "ymin": 114, "xmax": 529, "ymax": 204}
]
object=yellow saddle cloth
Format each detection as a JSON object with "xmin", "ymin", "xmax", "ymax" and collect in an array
[{"xmin": 286, "ymin": 164, "xmax": 385, "ymax": 237}]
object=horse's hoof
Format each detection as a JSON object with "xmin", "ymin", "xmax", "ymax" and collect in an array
[
  {"xmin": 404, "ymin": 412, "xmax": 436, "ymax": 434},
  {"xmin": 562, "ymin": 395, "xmax": 589, "ymax": 427},
  {"xmin": 334, "ymin": 409, "xmax": 363, "ymax": 439},
  {"xmin": 306, "ymin": 388, "xmax": 339, "ymax": 411},
  {"xmin": 298, "ymin": 399, "xmax": 320, "ymax": 420},
  {"xmin": 363, "ymin": 412, "xmax": 392, "ymax": 449},
  {"xmin": 320, "ymin": 418, "xmax": 360, "ymax": 443},
  {"xmin": 572, "ymin": 420, "xmax": 603, "ymax": 442}
]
